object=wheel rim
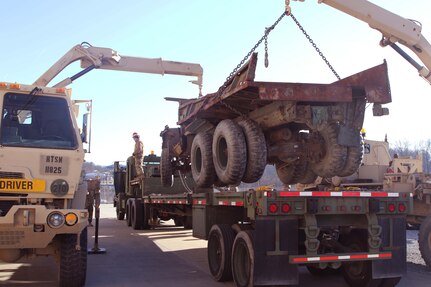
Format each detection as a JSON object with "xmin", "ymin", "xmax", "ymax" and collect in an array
[
  {"xmin": 233, "ymin": 240, "xmax": 250, "ymax": 286},
  {"xmin": 216, "ymin": 137, "xmax": 228, "ymax": 170},
  {"xmin": 208, "ymin": 233, "xmax": 222, "ymax": 276}
]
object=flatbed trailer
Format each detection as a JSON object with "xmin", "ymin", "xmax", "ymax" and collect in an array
[{"xmin": 114, "ymin": 156, "xmax": 410, "ymax": 287}]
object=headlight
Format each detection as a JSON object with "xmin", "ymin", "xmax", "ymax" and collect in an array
[
  {"xmin": 65, "ymin": 212, "xmax": 78, "ymax": 226},
  {"xmin": 47, "ymin": 212, "xmax": 65, "ymax": 228},
  {"xmin": 50, "ymin": 179, "xmax": 69, "ymax": 197}
]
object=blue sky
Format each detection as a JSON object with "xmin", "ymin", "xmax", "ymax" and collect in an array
[{"xmin": 2, "ymin": 0, "xmax": 430, "ymax": 165}]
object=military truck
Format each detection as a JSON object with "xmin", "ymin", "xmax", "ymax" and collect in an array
[
  {"xmin": 0, "ymin": 42, "xmax": 203, "ymax": 287},
  {"xmin": 0, "ymin": 82, "xmax": 90, "ymax": 286},
  {"xmin": 114, "ymin": 148, "xmax": 410, "ymax": 286},
  {"xmin": 317, "ymin": 138, "xmax": 431, "ymax": 269}
]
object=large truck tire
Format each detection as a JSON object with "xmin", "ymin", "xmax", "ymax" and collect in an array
[
  {"xmin": 341, "ymin": 230, "xmax": 382, "ymax": 287},
  {"xmin": 126, "ymin": 199, "xmax": 132, "ymax": 227},
  {"xmin": 338, "ymin": 139, "xmax": 363, "ymax": 177},
  {"xmin": 275, "ymin": 160, "xmax": 307, "ymax": 184},
  {"xmin": 311, "ymin": 123, "xmax": 347, "ymax": 178},
  {"xmin": 160, "ymin": 147, "xmax": 173, "ymax": 187},
  {"xmin": 79, "ymin": 227, "xmax": 88, "ymax": 286},
  {"xmin": 232, "ymin": 230, "xmax": 255, "ymax": 287},
  {"xmin": 208, "ymin": 224, "xmax": 235, "ymax": 281},
  {"xmin": 238, "ymin": 119, "xmax": 267, "ymax": 183},
  {"xmin": 213, "ymin": 119, "xmax": 246, "ymax": 185},
  {"xmin": 419, "ymin": 214, "xmax": 431, "ymax": 268},
  {"xmin": 191, "ymin": 132, "xmax": 216, "ymax": 187},
  {"xmin": 59, "ymin": 230, "xmax": 87, "ymax": 287},
  {"xmin": 131, "ymin": 199, "xmax": 143, "ymax": 230},
  {"xmin": 141, "ymin": 203, "xmax": 150, "ymax": 230}
]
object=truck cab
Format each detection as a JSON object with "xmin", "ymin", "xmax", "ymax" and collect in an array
[{"xmin": 0, "ymin": 82, "xmax": 88, "ymax": 286}]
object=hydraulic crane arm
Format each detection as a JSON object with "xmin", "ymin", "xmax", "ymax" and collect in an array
[
  {"xmin": 290, "ymin": 0, "xmax": 431, "ymax": 84},
  {"xmin": 33, "ymin": 43, "xmax": 203, "ymax": 92}
]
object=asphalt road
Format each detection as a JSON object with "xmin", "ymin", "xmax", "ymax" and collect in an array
[{"xmin": 1, "ymin": 204, "xmax": 431, "ymax": 286}]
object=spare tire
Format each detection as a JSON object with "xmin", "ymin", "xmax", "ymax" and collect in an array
[
  {"xmin": 191, "ymin": 132, "xmax": 216, "ymax": 187},
  {"xmin": 311, "ymin": 123, "xmax": 347, "ymax": 178},
  {"xmin": 238, "ymin": 119, "xmax": 267, "ymax": 183},
  {"xmin": 213, "ymin": 120, "xmax": 246, "ymax": 185}
]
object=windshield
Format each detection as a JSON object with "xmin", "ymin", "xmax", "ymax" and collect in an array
[{"xmin": 1, "ymin": 93, "xmax": 78, "ymax": 149}]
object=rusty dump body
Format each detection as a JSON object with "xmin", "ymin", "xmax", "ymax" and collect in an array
[
  {"xmin": 162, "ymin": 53, "xmax": 391, "ymax": 188},
  {"xmin": 173, "ymin": 53, "xmax": 390, "ymax": 129}
]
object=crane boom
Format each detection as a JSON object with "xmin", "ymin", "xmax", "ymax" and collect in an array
[
  {"xmin": 34, "ymin": 43, "xmax": 203, "ymax": 92},
  {"xmin": 290, "ymin": 0, "xmax": 431, "ymax": 84}
]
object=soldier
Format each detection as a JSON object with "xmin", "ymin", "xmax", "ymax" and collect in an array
[
  {"xmin": 132, "ymin": 132, "xmax": 144, "ymax": 179},
  {"xmin": 85, "ymin": 176, "xmax": 101, "ymax": 226}
]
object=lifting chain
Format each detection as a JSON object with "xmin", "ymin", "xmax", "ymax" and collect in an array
[
  {"xmin": 215, "ymin": 5, "xmax": 340, "ymax": 117},
  {"xmin": 215, "ymin": 12, "xmax": 287, "ymax": 116},
  {"xmin": 289, "ymin": 13, "xmax": 341, "ymax": 81}
]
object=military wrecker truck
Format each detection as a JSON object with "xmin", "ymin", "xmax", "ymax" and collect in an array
[{"xmin": 0, "ymin": 42, "xmax": 203, "ymax": 287}]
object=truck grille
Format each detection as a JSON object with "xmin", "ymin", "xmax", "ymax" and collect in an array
[
  {"xmin": 0, "ymin": 172, "xmax": 24, "ymax": 179},
  {"xmin": 0, "ymin": 231, "xmax": 24, "ymax": 245}
]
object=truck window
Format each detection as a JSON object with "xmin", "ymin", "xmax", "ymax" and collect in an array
[{"xmin": 0, "ymin": 93, "xmax": 77, "ymax": 149}]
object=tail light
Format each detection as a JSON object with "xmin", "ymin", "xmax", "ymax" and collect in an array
[
  {"xmin": 269, "ymin": 203, "xmax": 278, "ymax": 213},
  {"xmin": 281, "ymin": 203, "xmax": 291, "ymax": 213},
  {"xmin": 387, "ymin": 203, "xmax": 396, "ymax": 213},
  {"xmin": 398, "ymin": 203, "xmax": 406, "ymax": 213}
]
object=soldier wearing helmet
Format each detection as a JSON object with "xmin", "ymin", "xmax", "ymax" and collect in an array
[{"xmin": 132, "ymin": 132, "xmax": 144, "ymax": 179}]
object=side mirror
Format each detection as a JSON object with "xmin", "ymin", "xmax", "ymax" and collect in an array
[{"xmin": 81, "ymin": 113, "xmax": 89, "ymax": 143}]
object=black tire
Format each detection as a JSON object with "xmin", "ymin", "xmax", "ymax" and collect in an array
[
  {"xmin": 141, "ymin": 203, "xmax": 150, "ymax": 229},
  {"xmin": 311, "ymin": 123, "xmax": 347, "ymax": 178},
  {"xmin": 298, "ymin": 167, "xmax": 318, "ymax": 184},
  {"xmin": 232, "ymin": 230, "xmax": 254, "ymax": 287},
  {"xmin": 338, "ymin": 141, "xmax": 363, "ymax": 177},
  {"xmin": 161, "ymin": 147, "xmax": 173, "ymax": 187},
  {"xmin": 419, "ymin": 215, "xmax": 431, "ymax": 268},
  {"xmin": 341, "ymin": 231, "xmax": 382, "ymax": 287},
  {"xmin": 379, "ymin": 277, "xmax": 402, "ymax": 287},
  {"xmin": 191, "ymin": 132, "xmax": 216, "ymax": 187},
  {"xmin": 116, "ymin": 204, "xmax": 125, "ymax": 220},
  {"xmin": 207, "ymin": 224, "xmax": 236, "ymax": 282},
  {"xmin": 174, "ymin": 217, "xmax": 184, "ymax": 226},
  {"xmin": 213, "ymin": 119, "xmax": 246, "ymax": 185},
  {"xmin": 59, "ymin": 232, "xmax": 86, "ymax": 287},
  {"xmin": 238, "ymin": 119, "xmax": 267, "ymax": 183},
  {"xmin": 79, "ymin": 227, "xmax": 88, "ymax": 286},
  {"xmin": 131, "ymin": 199, "xmax": 143, "ymax": 230},
  {"xmin": 183, "ymin": 216, "xmax": 193, "ymax": 229},
  {"xmin": 275, "ymin": 161, "xmax": 307, "ymax": 184},
  {"xmin": 126, "ymin": 199, "xmax": 132, "ymax": 227}
]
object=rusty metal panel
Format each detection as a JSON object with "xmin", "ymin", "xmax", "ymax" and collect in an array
[{"xmin": 256, "ymin": 82, "xmax": 352, "ymax": 102}]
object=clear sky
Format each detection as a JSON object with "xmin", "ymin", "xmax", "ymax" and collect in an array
[{"xmin": 2, "ymin": 0, "xmax": 430, "ymax": 165}]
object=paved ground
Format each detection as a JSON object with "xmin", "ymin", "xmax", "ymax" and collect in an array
[{"xmin": 1, "ymin": 204, "xmax": 431, "ymax": 286}]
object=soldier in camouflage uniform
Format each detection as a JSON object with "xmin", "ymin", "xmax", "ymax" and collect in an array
[
  {"xmin": 85, "ymin": 176, "xmax": 101, "ymax": 226},
  {"xmin": 132, "ymin": 132, "xmax": 144, "ymax": 179}
]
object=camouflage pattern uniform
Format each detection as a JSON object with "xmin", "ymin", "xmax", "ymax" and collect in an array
[
  {"xmin": 132, "ymin": 132, "xmax": 144, "ymax": 178},
  {"xmin": 85, "ymin": 177, "xmax": 101, "ymax": 226}
]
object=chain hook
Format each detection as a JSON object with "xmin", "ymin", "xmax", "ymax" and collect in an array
[{"xmin": 285, "ymin": 0, "xmax": 292, "ymax": 15}]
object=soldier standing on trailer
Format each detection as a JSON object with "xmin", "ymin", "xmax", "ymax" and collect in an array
[
  {"xmin": 132, "ymin": 132, "xmax": 144, "ymax": 179},
  {"xmin": 86, "ymin": 176, "xmax": 101, "ymax": 226}
]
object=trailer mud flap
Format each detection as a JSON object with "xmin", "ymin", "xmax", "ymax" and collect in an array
[
  {"xmin": 254, "ymin": 218, "xmax": 299, "ymax": 286},
  {"xmin": 372, "ymin": 216, "xmax": 406, "ymax": 278}
]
